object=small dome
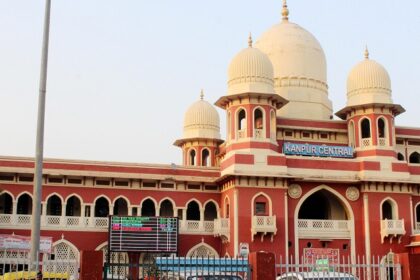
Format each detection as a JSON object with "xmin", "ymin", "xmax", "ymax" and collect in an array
[
  {"xmin": 227, "ymin": 37, "xmax": 275, "ymax": 96},
  {"xmin": 346, "ymin": 49, "xmax": 392, "ymax": 106},
  {"xmin": 183, "ymin": 94, "xmax": 221, "ymax": 140}
]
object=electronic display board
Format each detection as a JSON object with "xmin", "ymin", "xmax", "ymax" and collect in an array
[{"xmin": 109, "ymin": 216, "xmax": 178, "ymax": 253}]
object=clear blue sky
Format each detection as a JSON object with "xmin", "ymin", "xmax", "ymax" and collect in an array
[{"xmin": 0, "ymin": 1, "xmax": 419, "ymax": 164}]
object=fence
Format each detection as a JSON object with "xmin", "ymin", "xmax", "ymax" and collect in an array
[
  {"xmin": 0, "ymin": 250, "xmax": 78, "ymax": 280},
  {"xmin": 104, "ymin": 255, "xmax": 250, "ymax": 280},
  {"xmin": 275, "ymin": 255, "xmax": 401, "ymax": 280}
]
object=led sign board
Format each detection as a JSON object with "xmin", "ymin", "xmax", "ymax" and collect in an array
[{"xmin": 109, "ymin": 216, "xmax": 178, "ymax": 253}]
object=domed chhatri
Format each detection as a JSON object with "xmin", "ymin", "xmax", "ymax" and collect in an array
[
  {"xmin": 227, "ymin": 34, "xmax": 275, "ymax": 96},
  {"xmin": 346, "ymin": 47, "xmax": 392, "ymax": 107},
  {"xmin": 254, "ymin": 0, "xmax": 332, "ymax": 120},
  {"xmin": 183, "ymin": 90, "xmax": 221, "ymax": 140}
]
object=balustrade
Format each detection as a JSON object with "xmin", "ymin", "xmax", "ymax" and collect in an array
[
  {"xmin": 297, "ymin": 219, "xmax": 351, "ymax": 239},
  {"xmin": 380, "ymin": 219, "xmax": 405, "ymax": 243},
  {"xmin": 251, "ymin": 215, "xmax": 277, "ymax": 241}
]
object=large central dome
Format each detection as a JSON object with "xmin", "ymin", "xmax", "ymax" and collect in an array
[{"xmin": 254, "ymin": 2, "xmax": 333, "ymax": 120}]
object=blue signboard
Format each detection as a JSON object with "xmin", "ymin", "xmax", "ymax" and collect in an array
[{"xmin": 283, "ymin": 142, "xmax": 353, "ymax": 158}]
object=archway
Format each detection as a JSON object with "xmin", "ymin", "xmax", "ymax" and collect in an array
[
  {"xmin": 294, "ymin": 185, "xmax": 355, "ymax": 264},
  {"xmin": 0, "ymin": 192, "xmax": 13, "ymax": 214},
  {"xmin": 66, "ymin": 195, "xmax": 81, "ymax": 216},
  {"xmin": 141, "ymin": 198, "xmax": 156, "ymax": 217},
  {"xmin": 46, "ymin": 195, "xmax": 62, "ymax": 216},
  {"xmin": 94, "ymin": 197, "xmax": 109, "ymax": 217},
  {"xmin": 186, "ymin": 201, "xmax": 200, "ymax": 220},
  {"xmin": 186, "ymin": 242, "xmax": 219, "ymax": 258},
  {"xmin": 17, "ymin": 193, "xmax": 32, "ymax": 215},
  {"xmin": 113, "ymin": 197, "xmax": 128, "ymax": 216},
  {"xmin": 159, "ymin": 199, "xmax": 174, "ymax": 217},
  {"xmin": 298, "ymin": 190, "xmax": 348, "ymax": 220}
]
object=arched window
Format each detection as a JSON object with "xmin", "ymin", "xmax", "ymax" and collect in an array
[
  {"xmin": 113, "ymin": 198, "xmax": 128, "ymax": 216},
  {"xmin": 66, "ymin": 195, "xmax": 81, "ymax": 216},
  {"xmin": 378, "ymin": 118, "xmax": 386, "ymax": 138},
  {"xmin": 94, "ymin": 197, "xmax": 109, "ymax": 217},
  {"xmin": 409, "ymin": 152, "xmax": 420, "ymax": 164},
  {"xmin": 0, "ymin": 193, "xmax": 13, "ymax": 214},
  {"xmin": 254, "ymin": 108, "xmax": 263, "ymax": 129},
  {"xmin": 361, "ymin": 118, "xmax": 371, "ymax": 139},
  {"xmin": 159, "ymin": 199, "xmax": 174, "ymax": 217},
  {"xmin": 189, "ymin": 149, "xmax": 196, "ymax": 166},
  {"xmin": 254, "ymin": 108, "xmax": 264, "ymax": 138},
  {"xmin": 416, "ymin": 204, "xmax": 420, "ymax": 225},
  {"xmin": 141, "ymin": 199, "xmax": 156, "ymax": 217},
  {"xmin": 348, "ymin": 121, "xmax": 355, "ymax": 148},
  {"xmin": 254, "ymin": 195, "xmax": 268, "ymax": 216},
  {"xmin": 49, "ymin": 240, "xmax": 79, "ymax": 276},
  {"xmin": 237, "ymin": 109, "xmax": 247, "ymax": 139},
  {"xmin": 204, "ymin": 202, "xmax": 217, "ymax": 221},
  {"xmin": 46, "ymin": 195, "xmax": 62, "ymax": 216},
  {"xmin": 201, "ymin": 149, "xmax": 210, "ymax": 167},
  {"xmin": 381, "ymin": 199, "xmax": 396, "ymax": 220},
  {"xmin": 186, "ymin": 201, "xmax": 200, "ymax": 220},
  {"xmin": 17, "ymin": 194, "xmax": 32, "ymax": 214},
  {"xmin": 397, "ymin": 153, "xmax": 405, "ymax": 161}
]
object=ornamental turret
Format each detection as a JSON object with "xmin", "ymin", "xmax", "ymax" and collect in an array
[
  {"xmin": 336, "ymin": 48, "xmax": 405, "ymax": 158},
  {"xmin": 174, "ymin": 91, "xmax": 223, "ymax": 167}
]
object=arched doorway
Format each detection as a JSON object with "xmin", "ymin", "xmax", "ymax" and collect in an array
[
  {"xmin": 141, "ymin": 199, "xmax": 156, "ymax": 217},
  {"xmin": 17, "ymin": 194, "xmax": 32, "ymax": 215},
  {"xmin": 46, "ymin": 195, "xmax": 62, "ymax": 216},
  {"xmin": 66, "ymin": 196, "xmax": 81, "ymax": 217},
  {"xmin": 294, "ymin": 186, "xmax": 355, "ymax": 264},
  {"xmin": 113, "ymin": 198, "xmax": 128, "ymax": 216},
  {"xmin": 159, "ymin": 199, "xmax": 174, "ymax": 217},
  {"xmin": 0, "ymin": 192, "xmax": 13, "ymax": 214}
]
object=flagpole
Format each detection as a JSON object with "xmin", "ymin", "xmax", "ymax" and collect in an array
[{"xmin": 30, "ymin": 0, "xmax": 51, "ymax": 271}]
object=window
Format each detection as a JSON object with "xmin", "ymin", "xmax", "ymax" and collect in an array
[
  {"xmin": 382, "ymin": 200, "xmax": 395, "ymax": 220},
  {"xmin": 254, "ymin": 108, "xmax": 263, "ymax": 129},
  {"xmin": 189, "ymin": 149, "xmax": 196, "ymax": 166},
  {"xmin": 378, "ymin": 118, "xmax": 386, "ymax": 138},
  {"xmin": 409, "ymin": 152, "xmax": 420, "ymax": 164},
  {"xmin": 284, "ymin": 130, "xmax": 293, "ymax": 137},
  {"xmin": 255, "ymin": 202, "xmax": 266, "ymax": 215},
  {"xmin": 397, "ymin": 153, "xmax": 405, "ymax": 161},
  {"xmin": 238, "ymin": 109, "xmax": 246, "ymax": 130},
  {"xmin": 202, "ymin": 149, "xmax": 210, "ymax": 167},
  {"xmin": 302, "ymin": 131, "xmax": 311, "ymax": 138},
  {"xmin": 361, "ymin": 118, "xmax": 371, "ymax": 138}
]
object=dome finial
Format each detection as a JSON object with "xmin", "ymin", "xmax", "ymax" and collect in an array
[
  {"xmin": 200, "ymin": 89, "xmax": 204, "ymax": 100},
  {"xmin": 248, "ymin": 32, "xmax": 253, "ymax": 47},
  {"xmin": 364, "ymin": 45, "xmax": 369, "ymax": 59},
  {"xmin": 282, "ymin": 0, "xmax": 289, "ymax": 21}
]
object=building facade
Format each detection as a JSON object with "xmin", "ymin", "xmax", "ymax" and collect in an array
[{"xmin": 1, "ymin": 1, "xmax": 420, "ymax": 271}]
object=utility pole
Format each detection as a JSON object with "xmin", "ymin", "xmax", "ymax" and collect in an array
[{"xmin": 30, "ymin": 0, "xmax": 51, "ymax": 271}]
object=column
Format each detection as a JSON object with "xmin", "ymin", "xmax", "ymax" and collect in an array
[
  {"xmin": 363, "ymin": 193, "xmax": 371, "ymax": 280},
  {"xmin": 61, "ymin": 203, "xmax": 66, "ymax": 226},
  {"xmin": 12, "ymin": 201, "xmax": 17, "ymax": 225}
]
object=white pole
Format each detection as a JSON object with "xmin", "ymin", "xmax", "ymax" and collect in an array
[{"xmin": 30, "ymin": 0, "xmax": 51, "ymax": 271}]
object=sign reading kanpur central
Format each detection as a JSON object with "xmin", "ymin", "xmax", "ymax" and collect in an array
[{"xmin": 283, "ymin": 142, "xmax": 353, "ymax": 158}]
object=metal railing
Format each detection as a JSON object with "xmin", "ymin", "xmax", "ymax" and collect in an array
[{"xmin": 276, "ymin": 254, "xmax": 401, "ymax": 280}]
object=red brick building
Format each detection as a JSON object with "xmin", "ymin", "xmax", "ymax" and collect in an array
[{"xmin": 1, "ymin": 1, "xmax": 419, "ymax": 276}]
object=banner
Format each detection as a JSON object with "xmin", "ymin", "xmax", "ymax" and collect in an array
[{"xmin": 0, "ymin": 234, "xmax": 53, "ymax": 253}]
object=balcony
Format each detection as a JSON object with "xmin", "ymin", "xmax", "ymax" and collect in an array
[
  {"xmin": 0, "ymin": 214, "xmax": 109, "ymax": 231},
  {"xmin": 251, "ymin": 215, "xmax": 276, "ymax": 242},
  {"xmin": 297, "ymin": 219, "xmax": 351, "ymax": 239},
  {"xmin": 381, "ymin": 219, "xmax": 405, "ymax": 243},
  {"xmin": 178, "ymin": 220, "xmax": 214, "ymax": 235},
  {"xmin": 213, "ymin": 218, "xmax": 230, "ymax": 242}
]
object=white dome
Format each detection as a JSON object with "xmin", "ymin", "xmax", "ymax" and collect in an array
[
  {"xmin": 183, "ymin": 96, "xmax": 221, "ymax": 140},
  {"xmin": 346, "ymin": 51, "xmax": 392, "ymax": 106},
  {"xmin": 254, "ymin": 6, "xmax": 333, "ymax": 120},
  {"xmin": 227, "ymin": 42, "xmax": 275, "ymax": 96},
  {"xmin": 255, "ymin": 21, "xmax": 327, "ymax": 86}
]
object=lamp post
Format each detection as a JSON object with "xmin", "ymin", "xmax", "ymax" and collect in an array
[{"xmin": 30, "ymin": 0, "xmax": 51, "ymax": 271}]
